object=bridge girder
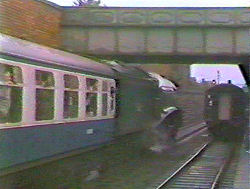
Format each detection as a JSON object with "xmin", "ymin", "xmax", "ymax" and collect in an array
[
  {"xmin": 61, "ymin": 7, "xmax": 250, "ymax": 58},
  {"xmin": 61, "ymin": 7, "xmax": 249, "ymax": 85}
]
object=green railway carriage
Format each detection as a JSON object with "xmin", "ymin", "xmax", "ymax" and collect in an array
[{"xmin": 204, "ymin": 83, "xmax": 248, "ymax": 140}]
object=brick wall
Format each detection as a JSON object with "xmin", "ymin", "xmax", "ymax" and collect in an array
[
  {"xmin": 139, "ymin": 64, "xmax": 210, "ymax": 126},
  {"xmin": 174, "ymin": 88, "xmax": 206, "ymax": 127},
  {"xmin": 0, "ymin": 0, "xmax": 62, "ymax": 48}
]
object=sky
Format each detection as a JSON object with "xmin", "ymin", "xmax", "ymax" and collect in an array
[
  {"xmin": 191, "ymin": 64, "xmax": 246, "ymax": 85},
  {"xmin": 47, "ymin": 0, "xmax": 250, "ymax": 7}
]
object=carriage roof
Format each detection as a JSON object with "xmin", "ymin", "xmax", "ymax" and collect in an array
[
  {"xmin": 0, "ymin": 33, "xmax": 115, "ymax": 76},
  {"xmin": 206, "ymin": 84, "xmax": 245, "ymax": 95}
]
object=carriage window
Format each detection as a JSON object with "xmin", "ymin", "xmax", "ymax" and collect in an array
[
  {"xmin": 36, "ymin": 70, "xmax": 54, "ymax": 87},
  {"xmin": 0, "ymin": 64, "xmax": 23, "ymax": 85},
  {"xmin": 86, "ymin": 93, "xmax": 97, "ymax": 117},
  {"xmin": 63, "ymin": 74, "xmax": 79, "ymax": 119},
  {"xmin": 101, "ymin": 81, "xmax": 109, "ymax": 116},
  {"xmin": 102, "ymin": 93, "xmax": 108, "ymax": 116},
  {"xmin": 36, "ymin": 89, "xmax": 54, "ymax": 121},
  {"xmin": 64, "ymin": 74, "xmax": 79, "ymax": 89},
  {"xmin": 0, "ymin": 64, "xmax": 23, "ymax": 123},
  {"xmin": 86, "ymin": 78, "xmax": 98, "ymax": 91},
  {"xmin": 64, "ymin": 91, "xmax": 78, "ymax": 119},
  {"xmin": 35, "ymin": 70, "xmax": 54, "ymax": 121},
  {"xmin": 102, "ymin": 81, "xmax": 108, "ymax": 92}
]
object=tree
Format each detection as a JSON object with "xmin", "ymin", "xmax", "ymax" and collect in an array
[{"xmin": 73, "ymin": 0, "xmax": 101, "ymax": 7}]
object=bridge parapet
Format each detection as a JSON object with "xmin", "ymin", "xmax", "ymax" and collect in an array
[
  {"xmin": 61, "ymin": 7, "xmax": 250, "ymax": 63},
  {"xmin": 62, "ymin": 7, "xmax": 250, "ymax": 27}
]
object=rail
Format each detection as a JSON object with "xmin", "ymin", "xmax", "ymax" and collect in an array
[{"xmin": 155, "ymin": 141, "xmax": 235, "ymax": 189}]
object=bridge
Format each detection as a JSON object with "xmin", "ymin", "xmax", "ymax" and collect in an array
[
  {"xmin": 61, "ymin": 7, "xmax": 250, "ymax": 64},
  {"xmin": 0, "ymin": 1, "xmax": 248, "ymax": 82}
]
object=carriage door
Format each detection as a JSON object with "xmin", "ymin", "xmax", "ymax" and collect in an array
[{"xmin": 218, "ymin": 94, "xmax": 232, "ymax": 120}]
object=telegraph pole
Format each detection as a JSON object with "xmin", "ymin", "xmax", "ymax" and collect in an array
[{"xmin": 217, "ymin": 70, "xmax": 220, "ymax": 84}]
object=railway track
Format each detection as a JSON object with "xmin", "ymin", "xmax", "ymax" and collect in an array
[
  {"xmin": 0, "ymin": 123, "xmax": 211, "ymax": 189},
  {"xmin": 154, "ymin": 141, "xmax": 236, "ymax": 189}
]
